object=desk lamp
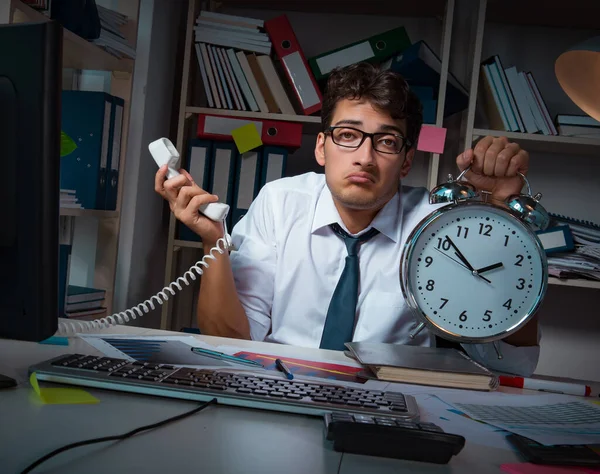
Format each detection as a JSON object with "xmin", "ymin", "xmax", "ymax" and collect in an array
[{"xmin": 555, "ymin": 37, "xmax": 600, "ymax": 121}]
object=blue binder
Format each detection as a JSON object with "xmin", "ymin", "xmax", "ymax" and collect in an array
[
  {"xmin": 61, "ymin": 91, "xmax": 114, "ymax": 210},
  {"xmin": 410, "ymin": 85, "xmax": 437, "ymax": 124},
  {"xmin": 105, "ymin": 95, "xmax": 125, "ymax": 211},
  {"xmin": 390, "ymin": 40, "xmax": 468, "ymax": 118},
  {"xmin": 178, "ymin": 140, "xmax": 214, "ymax": 242},
  {"xmin": 58, "ymin": 244, "xmax": 71, "ymax": 318},
  {"xmin": 231, "ymin": 149, "xmax": 262, "ymax": 227},
  {"xmin": 260, "ymin": 146, "xmax": 288, "ymax": 187}
]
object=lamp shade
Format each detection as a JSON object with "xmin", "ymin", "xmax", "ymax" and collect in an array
[{"xmin": 555, "ymin": 37, "xmax": 600, "ymax": 122}]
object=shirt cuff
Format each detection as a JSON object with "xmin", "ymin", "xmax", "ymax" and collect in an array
[{"xmin": 461, "ymin": 341, "xmax": 540, "ymax": 377}]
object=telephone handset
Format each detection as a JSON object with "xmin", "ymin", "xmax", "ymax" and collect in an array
[
  {"xmin": 57, "ymin": 138, "xmax": 231, "ymax": 335},
  {"xmin": 149, "ymin": 137, "xmax": 230, "ymax": 222}
]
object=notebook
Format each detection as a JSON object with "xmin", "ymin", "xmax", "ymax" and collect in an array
[{"xmin": 344, "ymin": 342, "xmax": 499, "ymax": 391}]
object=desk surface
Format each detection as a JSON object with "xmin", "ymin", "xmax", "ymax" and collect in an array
[{"xmin": 0, "ymin": 324, "xmax": 576, "ymax": 474}]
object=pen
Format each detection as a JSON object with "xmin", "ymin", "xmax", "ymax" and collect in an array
[
  {"xmin": 190, "ymin": 347, "xmax": 263, "ymax": 368},
  {"xmin": 275, "ymin": 358, "xmax": 294, "ymax": 380},
  {"xmin": 499, "ymin": 375, "xmax": 592, "ymax": 397}
]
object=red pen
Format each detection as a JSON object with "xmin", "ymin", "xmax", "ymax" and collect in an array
[{"xmin": 499, "ymin": 375, "xmax": 592, "ymax": 397}]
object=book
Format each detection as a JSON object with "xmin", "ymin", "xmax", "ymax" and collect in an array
[
  {"xmin": 66, "ymin": 285, "xmax": 106, "ymax": 304},
  {"xmin": 344, "ymin": 341, "xmax": 499, "ymax": 391}
]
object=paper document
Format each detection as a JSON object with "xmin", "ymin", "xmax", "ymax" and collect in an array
[
  {"xmin": 79, "ymin": 335, "xmax": 266, "ymax": 371},
  {"xmin": 438, "ymin": 392, "xmax": 600, "ymax": 445}
]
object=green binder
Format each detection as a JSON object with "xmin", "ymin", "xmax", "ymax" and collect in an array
[{"xmin": 308, "ymin": 26, "xmax": 411, "ymax": 81}]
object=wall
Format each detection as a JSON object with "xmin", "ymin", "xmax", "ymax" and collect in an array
[{"xmin": 113, "ymin": 0, "xmax": 186, "ymax": 329}]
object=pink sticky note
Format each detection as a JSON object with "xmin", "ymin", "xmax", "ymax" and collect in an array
[
  {"xmin": 501, "ymin": 463, "xmax": 600, "ymax": 474},
  {"xmin": 416, "ymin": 125, "xmax": 447, "ymax": 154}
]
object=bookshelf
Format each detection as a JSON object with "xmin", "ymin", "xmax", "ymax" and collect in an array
[
  {"xmin": 461, "ymin": 0, "xmax": 600, "ymax": 292},
  {"xmin": 10, "ymin": 1, "xmax": 134, "ymax": 73},
  {"xmin": 5, "ymin": 0, "xmax": 140, "ymax": 317},
  {"xmin": 160, "ymin": 0, "xmax": 457, "ymax": 330},
  {"xmin": 472, "ymin": 129, "xmax": 600, "ymax": 156}
]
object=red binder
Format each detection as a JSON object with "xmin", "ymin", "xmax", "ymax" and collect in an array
[
  {"xmin": 197, "ymin": 114, "xmax": 303, "ymax": 149},
  {"xmin": 264, "ymin": 15, "xmax": 323, "ymax": 116}
]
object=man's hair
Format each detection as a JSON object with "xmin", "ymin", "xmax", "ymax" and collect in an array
[{"xmin": 321, "ymin": 62, "xmax": 423, "ymax": 150}]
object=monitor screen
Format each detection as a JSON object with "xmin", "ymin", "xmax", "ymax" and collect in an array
[{"xmin": 0, "ymin": 21, "xmax": 62, "ymax": 341}]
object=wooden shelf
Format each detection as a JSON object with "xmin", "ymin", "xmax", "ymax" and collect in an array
[
  {"xmin": 11, "ymin": 0, "xmax": 134, "ymax": 72},
  {"xmin": 186, "ymin": 106, "xmax": 322, "ymax": 125},
  {"xmin": 173, "ymin": 239, "xmax": 204, "ymax": 249},
  {"xmin": 216, "ymin": 0, "xmax": 446, "ymax": 17},
  {"xmin": 472, "ymin": 128, "xmax": 600, "ymax": 156},
  {"xmin": 60, "ymin": 208, "xmax": 119, "ymax": 218},
  {"xmin": 548, "ymin": 277, "xmax": 600, "ymax": 290},
  {"xmin": 486, "ymin": 0, "xmax": 600, "ymax": 30}
]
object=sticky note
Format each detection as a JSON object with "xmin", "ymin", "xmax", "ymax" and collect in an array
[
  {"xmin": 231, "ymin": 123, "xmax": 262, "ymax": 154},
  {"xmin": 416, "ymin": 125, "xmax": 447, "ymax": 154},
  {"xmin": 30, "ymin": 372, "xmax": 99, "ymax": 405},
  {"xmin": 39, "ymin": 336, "xmax": 69, "ymax": 346}
]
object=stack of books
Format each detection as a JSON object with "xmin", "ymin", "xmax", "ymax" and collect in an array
[
  {"xmin": 479, "ymin": 55, "xmax": 557, "ymax": 135},
  {"xmin": 60, "ymin": 189, "xmax": 83, "ymax": 209},
  {"xmin": 92, "ymin": 5, "xmax": 136, "ymax": 59},
  {"xmin": 64, "ymin": 285, "xmax": 107, "ymax": 320},
  {"xmin": 556, "ymin": 114, "xmax": 600, "ymax": 139}
]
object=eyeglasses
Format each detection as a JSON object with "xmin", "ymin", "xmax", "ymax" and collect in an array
[{"xmin": 324, "ymin": 126, "xmax": 409, "ymax": 155}]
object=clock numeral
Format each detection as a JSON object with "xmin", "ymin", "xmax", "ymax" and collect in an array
[
  {"xmin": 515, "ymin": 254, "xmax": 524, "ymax": 267},
  {"xmin": 456, "ymin": 226, "xmax": 469, "ymax": 239},
  {"xmin": 436, "ymin": 237, "xmax": 451, "ymax": 251},
  {"xmin": 504, "ymin": 235, "xmax": 510, "ymax": 247},
  {"xmin": 479, "ymin": 223, "xmax": 493, "ymax": 236},
  {"xmin": 425, "ymin": 256, "xmax": 433, "ymax": 267},
  {"xmin": 426, "ymin": 280, "xmax": 435, "ymax": 291},
  {"xmin": 503, "ymin": 299, "xmax": 513, "ymax": 310},
  {"xmin": 483, "ymin": 310, "xmax": 492, "ymax": 322},
  {"xmin": 516, "ymin": 278, "xmax": 526, "ymax": 290},
  {"xmin": 439, "ymin": 298, "xmax": 449, "ymax": 309},
  {"xmin": 459, "ymin": 310, "xmax": 468, "ymax": 322}
]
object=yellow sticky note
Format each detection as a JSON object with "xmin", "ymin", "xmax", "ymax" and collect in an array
[
  {"xmin": 231, "ymin": 123, "xmax": 263, "ymax": 154},
  {"xmin": 593, "ymin": 400, "xmax": 600, "ymax": 406},
  {"xmin": 30, "ymin": 372, "xmax": 99, "ymax": 405}
]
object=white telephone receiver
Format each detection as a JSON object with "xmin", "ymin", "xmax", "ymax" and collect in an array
[
  {"xmin": 149, "ymin": 137, "xmax": 230, "ymax": 222},
  {"xmin": 57, "ymin": 138, "xmax": 232, "ymax": 335}
]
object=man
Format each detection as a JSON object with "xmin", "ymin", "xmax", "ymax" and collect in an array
[{"xmin": 155, "ymin": 62, "xmax": 540, "ymax": 376}]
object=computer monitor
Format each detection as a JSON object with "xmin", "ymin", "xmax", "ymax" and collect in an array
[{"xmin": 0, "ymin": 21, "xmax": 62, "ymax": 341}]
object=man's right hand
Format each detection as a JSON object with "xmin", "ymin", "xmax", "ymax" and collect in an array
[{"xmin": 154, "ymin": 165, "xmax": 224, "ymax": 245}]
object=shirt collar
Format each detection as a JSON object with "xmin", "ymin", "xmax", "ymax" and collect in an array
[{"xmin": 311, "ymin": 184, "xmax": 403, "ymax": 242}]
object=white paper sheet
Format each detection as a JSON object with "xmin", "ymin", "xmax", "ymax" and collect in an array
[{"xmin": 438, "ymin": 391, "xmax": 600, "ymax": 445}]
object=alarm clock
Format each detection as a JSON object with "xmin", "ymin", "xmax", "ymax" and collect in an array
[{"xmin": 400, "ymin": 167, "xmax": 550, "ymax": 359}]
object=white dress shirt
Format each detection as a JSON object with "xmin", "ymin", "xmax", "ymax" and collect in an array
[{"xmin": 230, "ymin": 172, "xmax": 540, "ymax": 376}]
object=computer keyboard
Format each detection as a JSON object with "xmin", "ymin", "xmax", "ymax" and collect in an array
[
  {"xmin": 30, "ymin": 354, "xmax": 419, "ymax": 420},
  {"xmin": 324, "ymin": 412, "xmax": 466, "ymax": 463}
]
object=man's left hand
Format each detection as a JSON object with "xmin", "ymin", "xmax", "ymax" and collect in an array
[{"xmin": 456, "ymin": 136, "xmax": 529, "ymax": 201}]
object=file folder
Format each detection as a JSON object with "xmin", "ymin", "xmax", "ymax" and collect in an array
[
  {"xmin": 390, "ymin": 41, "xmax": 468, "ymax": 118},
  {"xmin": 260, "ymin": 146, "xmax": 288, "ymax": 187},
  {"xmin": 264, "ymin": 14, "xmax": 323, "ymax": 115},
  {"xmin": 231, "ymin": 149, "xmax": 262, "ymax": 227},
  {"xmin": 105, "ymin": 95, "xmax": 124, "ymax": 211},
  {"xmin": 211, "ymin": 141, "xmax": 238, "ymax": 230},
  {"xmin": 197, "ymin": 114, "xmax": 303, "ymax": 149},
  {"xmin": 308, "ymin": 26, "xmax": 410, "ymax": 82},
  {"xmin": 536, "ymin": 225, "xmax": 575, "ymax": 254},
  {"xmin": 60, "ymin": 91, "xmax": 113, "ymax": 210},
  {"xmin": 178, "ymin": 140, "xmax": 213, "ymax": 242}
]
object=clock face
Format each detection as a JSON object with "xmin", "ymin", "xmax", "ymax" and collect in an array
[{"xmin": 401, "ymin": 203, "xmax": 548, "ymax": 342}]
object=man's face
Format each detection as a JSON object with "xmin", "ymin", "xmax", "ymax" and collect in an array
[{"xmin": 315, "ymin": 98, "xmax": 415, "ymax": 211}]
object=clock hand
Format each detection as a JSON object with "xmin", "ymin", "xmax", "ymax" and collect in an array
[
  {"xmin": 433, "ymin": 248, "xmax": 492, "ymax": 284},
  {"xmin": 476, "ymin": 262, "xmax": 504, "ymax": 274},
  {"xmin": 445, "ymin": 236, "xmax": 476, "ymax": 272}
]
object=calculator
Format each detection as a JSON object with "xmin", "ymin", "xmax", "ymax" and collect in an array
[{"xmin": 506, "ymin": 433, "xmax": 600, "ymax": 467}]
